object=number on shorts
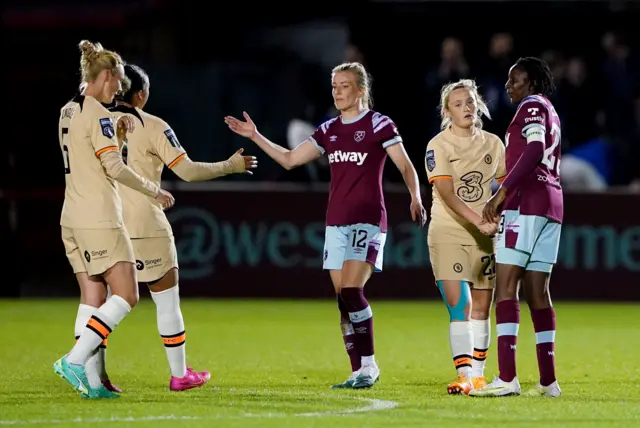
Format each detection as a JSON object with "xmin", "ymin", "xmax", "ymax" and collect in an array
[
  {"xmin": 498, "ymin": 213, "xmax": 505, "ymax": 234},
  {"xmin": 351, "ymin": 229, "xmax": 368, "ymax": 249},
  {"xmin": 62, "ymin": 127, "xmax": 71, "ymax": 174},
  {"xmin": 481, "ymin": 254, "xmax": 496, "ymax": 276}
]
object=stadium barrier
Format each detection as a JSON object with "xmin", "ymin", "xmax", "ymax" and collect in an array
[{"xmin": 6, "ymin": 183, "xmax": 640, "ymax": 300}]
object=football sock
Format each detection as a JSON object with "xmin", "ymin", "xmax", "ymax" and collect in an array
[
  {"xmin": 151, "ymin": 286, "xmax": 187, "ymax": 378},
  {"xmin": 471, "ymin": 318, "xmax": 490, "ymax": 378},
  {"xmin": 449, "ymin": 321, "xmax": 473, "ymax": 379},
  {"xmin": 337, "ymin": 294, "xmax": 361, "ymax": 372},
  {"xmin": 496, "ymin": 300, "xmax": 520, "ymax": 382},
  {"xmin": 340, "ymin": 287, "xmax": 375, "ymax": 366},
  {"xmin": 531, "ymin": 307, "xmax": 557, "ymax": 386},
  {"xmin": 68, "ymin": 295, "xmax": 131, "ymax": 366},
  {"xmin": 74, "ymin": 304, "xmax": 103, "ymax": 388}
]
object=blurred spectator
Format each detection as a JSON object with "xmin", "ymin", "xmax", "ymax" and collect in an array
[
  {"xmin": 481, "ymin": 33, "xmax": 516, "ymax": 135},
  {"xmin": 558, "ymin": 57, "xmax": 602, "ymax": 149},
  {"xmin": 601, "ymin": 31, "xmax": 637, "ymax": 138},
  {"xmin": 425, "ymin": 37, "xmax": 470, "ymax": 130},
  {"xmin": 427, "ymin": 37, "xmax": 470, "ymax": 90}
]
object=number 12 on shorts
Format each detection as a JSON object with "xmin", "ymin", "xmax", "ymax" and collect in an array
[{"xmin": 352, "ymin": 229, "xmax": 368, "ymax": 249}]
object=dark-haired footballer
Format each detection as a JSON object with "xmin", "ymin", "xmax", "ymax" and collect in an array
[
  {"xmin": 471, "ymin": 57, "xmax": 562, "ymax": 398},
  {"xmin": 110, "ymin": 63, "xmax": 256, "ymax": 391}
]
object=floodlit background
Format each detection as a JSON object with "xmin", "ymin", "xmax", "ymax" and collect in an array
[{"xmin": 1, "ymin": 2, "xmax": 639, "ymax": 425}]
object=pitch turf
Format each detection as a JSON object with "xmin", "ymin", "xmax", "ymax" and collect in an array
[{"xmin": 1, "ymin": 299, "xmax": 638, "ymax": 427}]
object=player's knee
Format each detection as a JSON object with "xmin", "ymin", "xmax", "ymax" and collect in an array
[
  {"xmin": 495, "ymin": 264, "xmax": 522, "ymax": 301},
  {"xmin": 523, "ymin": 270, "xmax": 551, "ymax": 310},
  {"xmin": 120, "ymin": 288, "xmax": 139, "ymax": 308},
  {"xmin": 104, "ymin": 261, "xmax": 140, "ymax": 307},
  {"xmin": 470, "ymin": 289, "xmax": 492, "ymax": 320},
  {"xmin": 329, "ymin": 270, "xmax": 342, "ymax": 294},
  {"xmin": 437, "ymin": 280, "xmax": 471, "ymax": 322},
  {"xmin": 79, "ymin": 285, "xmax": 107, "ymax": 307},
  {"xmin": 147, "ymin": 268, "xmax": 178, "ymax": 293},
  {"xmin": 82, "ymin": 293, "xmax": 107, "ymax": 308},
  {"xmin": 341, "ymin": 260, "xmax": 373, "ymax": 287}
]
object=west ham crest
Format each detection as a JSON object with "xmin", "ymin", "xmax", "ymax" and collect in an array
[{"xmin": 354, "ymin": 130, "xmax": 366, "ymax": 142}]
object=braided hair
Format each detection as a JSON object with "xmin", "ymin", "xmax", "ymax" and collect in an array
[{"xmin": 514, "ymin": 57, "xmax": 555, "ymax": 97}]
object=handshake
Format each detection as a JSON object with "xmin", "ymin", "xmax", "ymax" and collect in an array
[{"xmin": 475, "ymin": 219, "xmax": 498, "ymax": 236}]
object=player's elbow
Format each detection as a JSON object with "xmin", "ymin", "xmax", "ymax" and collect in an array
[
  {"xmin": 100, "ymin": 151, "xmax": 125, "ymax": 179},
  {"xmin": 170, "ymin": 158, "xmax": 196, "ymax": 182},
  {"xmin": 282, "ymin": 152, "xmax": 297, "ymax": 170},
  {"xmin": 398, "ymin": 161, "xmax": 412, "ymax": 178},
  {"xmin": 433, "ymin": 181, "xmax": 455, "ymax": 202},
  {"xmin": 177, "ymin": 172, "xmax": 196, "ymax": 182}
]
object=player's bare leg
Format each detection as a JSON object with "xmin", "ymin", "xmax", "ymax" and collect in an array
[
  {"xmin": 470, "ymin": 263, "xmax": 523, "ymax": 397},
  {"xmin": 55, "ymin": 262, "xmax": 138, "ymax": 399},
  {"xmin": 470, "ymin": 288, "xmax": 492, "ymax": 390},
  {"xmin": 340, "ymin": 260, "xmax": 378, "ymax": 389},
  {"xmin": 437, "ymin": 280, "xmax": 473, "ymax": 395},
  {"xmin": 329, "ymin": 269, "xmax": 362, "ymax": 389},
  {"xmin": 147, "ymin": 268, "xmax": 210, "ymax": 391},
  {"xmin": 75, "ymin": 273, "xmax": 121, "ymax": 393},
  {"xmin": 522, "ymin": 270, "xmax": 561, "ymax": 397}
]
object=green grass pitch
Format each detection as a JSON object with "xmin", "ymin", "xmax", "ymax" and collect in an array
[{"xmin": 1, "ymin": 299, "xmax": 638, "ymax": 427}]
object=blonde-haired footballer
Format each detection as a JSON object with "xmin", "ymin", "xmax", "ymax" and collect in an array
[
  {"xmin": 54, "ymin": 40, "xmax": 175, "ymax": 399},
  {"xmin": 425, "ymin": 79, "xmax": 506, "ymax": 395},
  {"xmin": 109, "ymin": 63, "xmax": 257, "ymax": 391}
]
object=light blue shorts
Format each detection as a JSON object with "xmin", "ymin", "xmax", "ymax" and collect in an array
[
  {"xmin": 323, "ymin": 223, "xmax": 387, "ymax": 271},
  {"xmin": 496, "ymin": 209, "xmax": 562, "ymax": 273}
]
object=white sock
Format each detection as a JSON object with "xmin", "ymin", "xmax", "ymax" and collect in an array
[
  {"xmin": 151, "ymin": 286, "xmax": 187, "ymax": 378},
  {"xmin": 361, "ymin": 355, "xmax": 376, "ymax": 367},
  {"xmin": 449, "ymin": 321, "xmax": 473, "ymax": 379},
  {"xmin": 100, "ymin": 285, "xmax": 112, "ymax": 380},
  {"xmin": 471, "ymin": 318, "xmax": 491, "ymax": 378},
  {"xmin": 97, "ymin": 347, "xmax": 108, "ymax": 380},
  {"xmin": 68, "ymin": 295, "xmax": 131, "ymax": 365},
  {"xmin": 74, "ymin": 304, "xmax": 102, "ymax": 388}
]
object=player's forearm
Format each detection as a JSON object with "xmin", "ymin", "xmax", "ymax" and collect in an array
[
  {"xmin": 400, "ymin": 163, "xmax": 422, "ymax": 202},
  {"xmin": 251, "ymin": 132, "xmax": 295, "ymax": 170},
  {"xmin": 171, "ymin": 156, "xmax": 233, "ymax": 182},
  {"xmin": 101, "ymin": 150, "xmax": 159, "ymax": 198},
  {"xmin": 439, "ymin": 190, "xmax": 482, "ymax": 226},
  {"xmin": 502, "ymin": 143, "xmax": 544, "ymax": 192}
]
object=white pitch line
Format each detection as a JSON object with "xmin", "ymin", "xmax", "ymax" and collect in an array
[
  {"xmin": 244, "ymin": 396, "xmax": 399, "ymax": 418},
  {"xmin": 0, "ymin": 395, "xmax": 399, "ymax": 425}
]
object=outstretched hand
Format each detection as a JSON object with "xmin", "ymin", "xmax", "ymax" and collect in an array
[
  {"xmin": 224, "ymin": 112, "xmax": 257, "ymax": 140},
  {"xmin": 227, "ymin": 148, "xmax": 258, "ymax": 175}
]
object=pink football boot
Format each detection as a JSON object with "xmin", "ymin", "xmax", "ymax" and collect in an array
[
  {"xmin": 169, "ymin": 367, "xmax": 211, "ymax": 391},
  {"xmin": 102, "ymin": 379, "xmax": 122, "ymax": 393}
]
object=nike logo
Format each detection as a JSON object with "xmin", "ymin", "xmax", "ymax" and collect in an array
[
  {"xmin": 449, "ymin": 159, "xmax": 460, "ymax": 163},
  {"xmin": 488, "ymin": 275, "xmax": 496, "ymax": 280}
]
